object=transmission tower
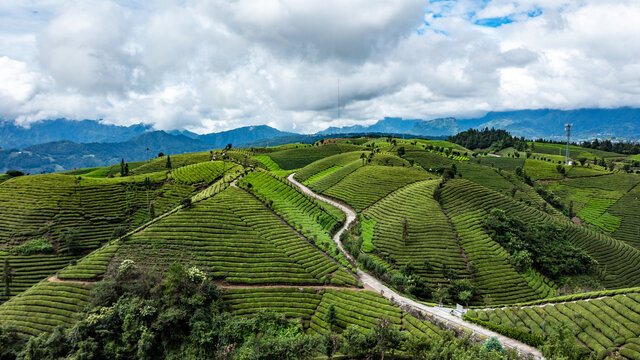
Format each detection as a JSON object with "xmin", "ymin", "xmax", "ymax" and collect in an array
[{"xmin": 565, "ymin": 123, "xmax": 572, "ymax": 165}]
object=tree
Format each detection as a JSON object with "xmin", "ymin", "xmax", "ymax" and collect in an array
[
  {"xmin": 458, "ymin": 290, "xmax": 473, "ymax": 307},
  {"xmin": 124, "ymin": 163, "xmax": 129, "ymax": 176},
  {"xmin": 483, "ymin": 337, "xmax": 504, "ymax": 353},
  {"xmin": 397, "ymin": 146, "xmax": 405, "ymax": 156},
  {"xmin": 120, "ymin": 158, "xmax": 126, "ymax": 177},
  {"xmin": 402, "ymin": 218, "xmax": 408, "ymax": 246},
  {"xmin": 373, "ymin": 318, "xmax": 405, "ymax": 360},
  {"xmin": 158, "ymin": 152, "xmax": 164, "ymax": 157},
  {"xmin": 569, "ymin": 201, "xmax": 574, "ymax": 218},
  {"xmin": 166, "ymin": 155, "xmax": 172, "ymax": 169},
  {"xmin": 149, "ymin": 203, "xmax": 155, "ymax": 219},
  {"xmin": 360, "ymin": 152, "xmax": 366, "ymax": 166},
  {"xmin": 3, "ymin": 258, "xmax": 11, "ymax": 297},
  {"xmin": 325, "ymin": 304, "xmax": 337, "ymax": 330},
  {"xmin": 323, "ymin": 332, "xmax": 341, "ymax": 360},
  {"xmin": 448, "ymin": 279, "xmax": 476, "ymax": 304},
  {"xmin": 180, "ymin": 197, "xmax": 192, "ymax": 209},
  {"xmin": 5, "ymin": 170, "xmax": 24, "ymax": 177},
  {"xmin": 63, "ymin": 228, "xmax": 80, "ymax": 255}
]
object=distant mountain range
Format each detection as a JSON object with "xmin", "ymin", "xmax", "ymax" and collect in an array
[
  {"xmin": 1, "ymin": 107, "xmax": 639, "ymax": 174},
  {"xmin": 0, "ymin": 123, "xmax": 294, "ymax": 174},
  {"xmin": 319, "ymin": 108, "xmax": 640, "ymax": 140}
]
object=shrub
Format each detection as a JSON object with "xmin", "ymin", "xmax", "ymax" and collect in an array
[
  {"xmin": 483, "ymin": 337, "xmax": 504, "ymax": 353},
  {"xmin": 10, "ymin": 238, "xmax": 54, "ymax": 255},
  {"xmin": 180, "ymin": 197, "xmax": 192, "ymax": 208},
  {"xmin": 5, "ymin": 170, "xmax": 24, "ymax": 177}
]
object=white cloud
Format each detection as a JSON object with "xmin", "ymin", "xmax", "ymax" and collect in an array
[{"xmin": 0, "ymin": 0, "xmax": 639, "ymax": 133}]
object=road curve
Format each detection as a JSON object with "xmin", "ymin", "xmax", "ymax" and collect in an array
[{"xmin": 287, "ymin": 173, "xmax": 544, "ymax": 360}]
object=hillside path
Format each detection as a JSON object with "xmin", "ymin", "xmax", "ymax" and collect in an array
[{"xmin": 287, "ymin": 173, "xmax": 545, "ymax": 360}]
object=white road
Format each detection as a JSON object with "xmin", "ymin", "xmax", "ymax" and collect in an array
[{"xmin": 287, "ymin": 173, "xmax": 544, "ymax": 360}]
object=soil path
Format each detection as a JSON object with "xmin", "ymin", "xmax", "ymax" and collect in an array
[{"xmin": 287, "ymin": 173, "xmax": 545, "ymax": 360}]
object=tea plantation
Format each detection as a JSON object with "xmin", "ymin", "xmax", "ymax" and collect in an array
[{"xmin": 2, "ymin": 134, "xmax": 640, "ymax": 359}]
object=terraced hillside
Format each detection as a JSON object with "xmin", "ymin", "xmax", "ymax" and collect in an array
[
  {"xmin": 544, "ymin": 174, "xmax": 640, "ymax": 235},
  {"xmin": 323, "ymin": 165, "xmax": 433, "ymax": 212},
  {"xmin": 267, "ymin": 143, "xmax": 361, "ymax": 170},
  {"xmin": 115, "ymin": 186, "xmax": 358, "ymax": 286},
  {"xmin": 441, "ymin": 198, "xmax": 542, "ymax": 304},
  {"xmin": 442, "ymin": 179, "xmax": 640, "ymax": 292},
  {"xmin": 223, "ymin": 287, "xmax": 438, "ymax": 338},
  {"xmin": 0, "ymin": 281, "xmax": 92, "ymax": 336},
  {"xmin": 0, "ymin": 161, "xmax": 241, "ymax": 302},
  {"xmin": 609, "ymin": 184, "xmax": 640, "ymax": 247},
  {"xmin": 237, "ymin": 170, "xmax": 352, "ymax": 269},
  {"xmin": 466, "ymin": 292, "xmax": 640, "ymax": 359},
  {"xmin": 362, "ymin": 180, "xmax": 470, "ymax": 287},
  {"xmin": 293, "ymin": 151, "xmax": 366, "ymax": 184}
]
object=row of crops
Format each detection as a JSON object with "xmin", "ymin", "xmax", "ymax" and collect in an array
[
  {"xmin": 577, "ymin": 198, "xmax": 621, "ymax": 232},
  {"xmin": 293, "ymin": 151, "xmax": 366, "ymax": 183},
  {"xmin": 223, "ymin": 288, "xmax": 409, "ymax": 335},
  {"xmin": 268, "ymin": 143, "xmax": 362, "ymax": 170},
  {"xmin": 362, "ymin": 180, "xmax": 470, "ymax": 287},
  {"xmin": 0, "ymin": 281, "xmax": 92, "ymax": 336},
  {"xmin": 170, "ymin": 161, "xmax": 238, "ymax": 184},
  {"xmin": 116, "ymin": 186, "xmax": 358, "ymax": 286},
  {"xmin": 466, "ymin": 293, "xmax": 640, "ymax": 359},
  {"xmin": 131, "ymin": 151, "xmax": 212, "ymax": 175},
  {"xmin": 440, "ymin": 181, "xmax": 553, "ymax": 304},
  {"xmin": 308, "ymin": 160, "xmax": 363, "ymax": 193},
  {"xmin": 323, "ymin": 165, "xmax": 433, "ymax": 212},
  {"xmin": 237, "ymin": 171, "xmax": 352, "ymax": 269},
  {"xmin": 57, "ymin": 242, "xmax": 120, "ymax": 281},
  {"xmin": 443, "ymin": 179, "xmax": 640, "ymax": 291},
  {"xmin": 610, "ymin": 184, "xmax": 640, "ymax": 247},
  {"xmin": 0, "ymin": 254, "xmax": 83, "ymax": 302}
]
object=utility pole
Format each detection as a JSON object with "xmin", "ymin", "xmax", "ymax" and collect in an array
[{"xmin": 565, "ymin": 123, "xmax": 572, "ymax": 165}]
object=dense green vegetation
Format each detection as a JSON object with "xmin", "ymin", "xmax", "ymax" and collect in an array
[
  {"xmin": 485, "ymin": 209, "xmax": 594, "ymax": 279},
  {"xmin": 449, "ymin": 128, "xmax": 527, "ymax": 151}
]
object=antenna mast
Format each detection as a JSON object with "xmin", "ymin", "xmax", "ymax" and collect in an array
[
  {"xmin": 565, "ymin": 123, "xmax": 572, "ymax": 165},
  {"xmin": 337, "ymin": 78, "xmax": 340, "ymax": 121}
]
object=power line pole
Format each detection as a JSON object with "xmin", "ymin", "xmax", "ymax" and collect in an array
[{"xmin": 565, "ymin": 123, "xmax": 572, "ymax": 165}]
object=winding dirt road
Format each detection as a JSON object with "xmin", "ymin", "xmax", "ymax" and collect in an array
[{"xmin": 287, "ymin": 173, "xmax": 544, "ymax": 360}]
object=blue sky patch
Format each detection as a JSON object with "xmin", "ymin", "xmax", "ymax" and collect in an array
[{"xmin": 474, "ymin": 16, "xmax": 514, "ymax": 27}]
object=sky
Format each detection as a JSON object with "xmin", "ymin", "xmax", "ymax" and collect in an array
[{"xmin": 0, "ymin": 0, "xmax": 639, "ymax": 134}]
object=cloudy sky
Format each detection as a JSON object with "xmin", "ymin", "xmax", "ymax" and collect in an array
[{"xmin": 1, "ymin": 0, "xmax": 639, "ymax": 134}]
